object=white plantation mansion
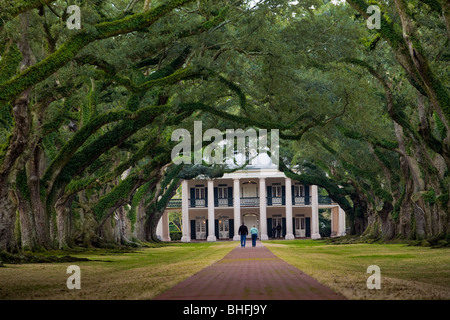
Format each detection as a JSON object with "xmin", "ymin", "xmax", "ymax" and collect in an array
[{"xmin": 157, "ymin": 153, "xmax": 346, "ymax": 242}]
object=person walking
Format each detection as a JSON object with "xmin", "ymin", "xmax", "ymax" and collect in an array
[
  {"xmin": 238, "ymin": 222, "xmax": 248, "ymax": 247},
  {"xmin": 271, "ymin": 225, "xmax": 277, "ymax": 238},
  {"xmin": 276, "ymin": 224, "xmax": 282, "ymax": 238},
  {"xmin": 250, "ymin": 225, "xmax": 258, "ymax": 247}
]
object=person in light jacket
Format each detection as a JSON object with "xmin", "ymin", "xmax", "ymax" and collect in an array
[{"xmin": 250, "ymin": 225, "xmax": 258, "ymax": 247}]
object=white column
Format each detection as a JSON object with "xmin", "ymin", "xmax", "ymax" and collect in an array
[
  {"xmin": 156, "ymin": 219, "xmax": 162, "ymax": 240},
  {"xmin": 161, "ymin": 210, "xmax": 171, "ymax": 241},
  {"xmin": 285, "ymin": 178, "xmax": 295, "ymax": 240},
  {"xmin": 233, "ymin": 178, "xmax": 241, "ymax": 241},
  {"xmin": 181, "ymin": 180, "xmax": 190, "ymax": 242},
  {"xmin": 259, "ymin": 178, "xmax": 268, "ymax": 240},
  {"xmin": 311, "ymin": 185, "xmax": 321, "ymax": 239},
  {"xmin": 207, "ymin": 179, "xmax": 216, "ymax": 242},
  {"xmin": 339, "ymin": 207, "xmax": 346, "ymax": 236},
  {"xmin": 330, "ymin": 206, "xmax": 338, "ymax": 237}
]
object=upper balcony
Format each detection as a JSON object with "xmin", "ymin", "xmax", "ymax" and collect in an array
[
  {"xmin": 167, "ymin": 195, "xmax": 332, "ymax": 208},
  {"xmin": 166, "ymin": 178, "xmax": 337, "ymax": 209}
]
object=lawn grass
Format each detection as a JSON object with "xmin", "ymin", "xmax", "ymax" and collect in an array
[
  {"xmin": 0, "ymin": 242, "xmax": 236, "ymax": 300},
  {"xmin": 2, "ymin": 240, "xmax": 449, "ymax": 300},
  {"xmin": 263, "ymin": 239, "xmax": 450, "ymax": 300}
]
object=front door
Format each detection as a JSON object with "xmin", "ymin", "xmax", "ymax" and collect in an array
[
  {"xmin": 218, "ymin": 219, "xmax": 229, "ymax": 239},
  {"xmin": 195, "ymin": 218, "xmax": 206, "ymax": 239},
  {"xmin": 295, "ymin": 217, "xmax": 306, "ymax": 237},
  {"xmin": 243, "ymin": 214, "xmax": 258, "ymax": 239},
  {"xmin": 272, "ymin": 217, "xmax": 283, "ymax": 238}
]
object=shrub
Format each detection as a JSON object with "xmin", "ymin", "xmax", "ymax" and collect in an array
[{"xmin": 170, "ymin": 231, "xmax": 182, "ymax": 241}]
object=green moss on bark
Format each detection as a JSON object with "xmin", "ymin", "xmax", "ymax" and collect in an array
[{"xmin": 0, "ymin": 41, "xmax": 22, "ymax": 84}]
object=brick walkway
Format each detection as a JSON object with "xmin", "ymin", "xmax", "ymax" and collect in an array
[{"xmin": 154, "ymin": 242, "xmax": 345, "ymax": 300}]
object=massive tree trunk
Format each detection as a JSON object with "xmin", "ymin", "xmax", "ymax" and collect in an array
[
  {"xmin": 55, "ymin": 196, "xmax": 72, "ymax": 249},
  {"xmin": 113, "ymin": 207, "xmax": 133, "ymax": 245},
  {"xmin": 0, "ymin": 13, "xmax": 39, "ymax": 252},
  {"xmin": 134, "ymin": 199, "xmax": 147, "ymax": 241},
  {"xmin": 397, "ymin": 155, "xmax": 414, "ymax": 238},
  {"xmin": 350, "ymin": 194, "xmax": 368, "ymax": 235},
  {"xmin": 358, "ymin": 192, "xmax": 395, "ymax": 240},
  {"xmin": 72, "ymin": 204, "xmax": 99, "ymax": 248},
  {"xmin": 144, "ymin": 209, "xmax": 163, "ymax": 242},
  {"xmin": 143, "ymin": 172, "xmax": 181, "ymax": 242},
  {"xmin": 394, "ymin": 108, "xmax": 449, "ymax": 241},
  {"xmin": 15, "ymin": 171, "xmax": 39, "ymax": 251},
  {"xmin": 0, "ymin": 188, "xmax": 18, "ymax": 252},
  {"xmin": 27, "ymin": 143, "xmax": 51, "ymax": 248},
  {"xmin": 378, "ymin": 202, "xmax": 396, "ymax": 240},
  {"xmin": 0, "ymin": 88, "xmax": 31, "ymax": 252},
  {"xmin": 362, "ymin": 207, "xmax": 381, "ymax": 239}
]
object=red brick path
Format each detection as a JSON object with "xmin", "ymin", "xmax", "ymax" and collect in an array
[{"xmin": 154, "ymin": 242, "xmax": 346, "ymax": 300}]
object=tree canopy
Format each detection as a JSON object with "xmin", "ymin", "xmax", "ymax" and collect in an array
[{"xmin": 0, "ymin": 0, "xmax": 448, "ymax": 252}]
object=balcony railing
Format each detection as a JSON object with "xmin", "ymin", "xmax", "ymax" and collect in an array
[
  {"xmin": 167, "ymin": 195, "xmax": 332, "ymax": 208},
  {"xmin": 271, "ymin": 196, "xmax": 283, "ymax": 205},
  {"xmin": 293, "ymin": 196, "xmax": 310, "ymax": 205},
  {"xmin": 195, "ymin": 199, "xmax": 206, "ymax": 207},
  {"xmin": 217, "ymin": 198, "xmax": 230, "ymax": 207},
  {"xmin": 167, "ymin": 198, "xmax": 182, "ymax": 208},
  {"xmin": 240, "ymin": 197, "xmax": 259, "ymax": 207}
]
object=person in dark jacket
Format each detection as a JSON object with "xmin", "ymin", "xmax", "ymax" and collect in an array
[
  {"xmin": 276, "ymin": 224, "xmax": 282, "ymax": 238},
  {"xmin": 238, "ymin": 222, "xmax": 248, "ymax": 247}
]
